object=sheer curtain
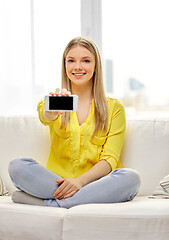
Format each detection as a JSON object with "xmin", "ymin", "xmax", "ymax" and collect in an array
[{"xmin": 0, "ymin": 0, "xmax": 80, "ymax": 115}]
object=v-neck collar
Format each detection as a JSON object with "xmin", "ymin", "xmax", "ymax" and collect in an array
[{"xmin": 71, "ymin": 99, "xmax": 94, "ymax": 130}]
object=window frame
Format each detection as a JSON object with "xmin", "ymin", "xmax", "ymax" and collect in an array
[{"xmin": 81, "ymin": 0, "xmax": 102, "ymax": 54}]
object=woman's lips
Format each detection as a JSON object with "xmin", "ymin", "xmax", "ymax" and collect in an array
[{"xmin": 72, "ymin": 73, "xmax": 86, "ymax": 76}]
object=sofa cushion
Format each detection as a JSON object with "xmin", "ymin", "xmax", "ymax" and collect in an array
[
  {"xmin": 121, "ymin": 117, "xmax": 169, "ymax": 195},
  {"xmin": 62, "ymin": 196, "xmax": 169, "ymax": 240},
  {"xmin": 0, "ymin": 116, "xmax": 50, "ymax": 193},
  {"xmin": 0, "ymin": 196, "xmax": 67, "ymax": 240}
]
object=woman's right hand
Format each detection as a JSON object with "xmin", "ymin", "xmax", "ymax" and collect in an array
[{"xmin": 43, "ymin": 88, "xmax": 71, "ymax": 121}]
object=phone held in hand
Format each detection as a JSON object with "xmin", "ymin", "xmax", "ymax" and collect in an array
[{"xmin": 45, "ymin": 95, "xmax": 78, "ymax": 112}]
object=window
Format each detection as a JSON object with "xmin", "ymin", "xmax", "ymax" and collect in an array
[
  {"xmin": 33, "ymin": 0, "xmax": 80, "ymax": 107},
  {"xmin": 0, "ymin": 0, "xmax": 32, "ymax": 115},
  {"xmin": 1, "ymin": 0, "xmax": 169, "ymax": 116},
  {"xmin": 102, "ymin": 0, "xmax": 169, "ymax": 116},
  {"xmin": 0, "ymin": 0, "xmax": 80, "ymax": 115}
]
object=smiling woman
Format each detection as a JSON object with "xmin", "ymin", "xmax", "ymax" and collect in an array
[
  {"xmin": 8, "ymin": 36, "xmax": 140, "ymax": 208},
  {"xmin": 57, "ymin": 36, "xmax": 107, "ymax": 125},
  {"xmin": 65, "ymin": 46, "xmax": 95, "ymax": 87}
]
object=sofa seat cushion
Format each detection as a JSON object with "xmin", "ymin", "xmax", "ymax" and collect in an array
[
  {"xmin": 0, "ymin": 196, "xmax": 67, "ymax": 240},
  {"xmin": 63, "ymin": 196, "xmax": 169, "ymax": 240}
]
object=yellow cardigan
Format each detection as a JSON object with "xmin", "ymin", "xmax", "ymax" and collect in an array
[{"xmin": 37, "ymin": 98, "xmax": 126, "ymax": 178}]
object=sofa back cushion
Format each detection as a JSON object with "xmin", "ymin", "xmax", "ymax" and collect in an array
[
  {"xmin": 121, "ymin": 118, "xmax": 169, "ymax": 195},
  {"xmin": 0, "ymin": 116, "xmax": 169, "ymax": 195},
  {"xmin": 0, "ymin": 116, "xmax": 50, "ymax": 193}
]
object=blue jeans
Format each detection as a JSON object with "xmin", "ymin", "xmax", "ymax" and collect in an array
[{"xmin": 8, "ymin": 158, "xmax": 140, "ymax": 208}]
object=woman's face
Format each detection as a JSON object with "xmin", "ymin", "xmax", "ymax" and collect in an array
[{"xmin": 65, "ymin": 45, "xmax": 95, "ymax": 87}]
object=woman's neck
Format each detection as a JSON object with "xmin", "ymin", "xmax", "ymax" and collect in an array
[{"xmin": 71, "ymin": 83, "xmax": 93, "ymax": 102}]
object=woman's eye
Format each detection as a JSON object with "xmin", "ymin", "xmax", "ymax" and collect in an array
[
  {"xmin": 68, "ymin": 59, "xmax": 74, "ymax": 63},
  {"xmin": 84, "ymin": 60, "xmax": 90, "ymax": 63}
]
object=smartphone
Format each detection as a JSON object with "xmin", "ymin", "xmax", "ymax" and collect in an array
[{"xmin": 45, "ymin": 95, "xmax": 78, "ymax": 112}]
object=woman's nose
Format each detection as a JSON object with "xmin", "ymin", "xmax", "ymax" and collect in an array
[{"xmin": 74, "ymin": 61, "xmax": 82, "ymax": 70}]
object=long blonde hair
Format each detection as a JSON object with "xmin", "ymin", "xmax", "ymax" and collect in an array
[{"xmin": 61, "ymin": 36, "xmax": 107, "ymax": 136}]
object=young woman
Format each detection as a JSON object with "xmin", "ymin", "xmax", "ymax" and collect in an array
[{"xmin": 8, "ymin": 37, "xmax": 140, "ymax": 208}]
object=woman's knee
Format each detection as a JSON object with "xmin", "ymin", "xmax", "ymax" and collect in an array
[
  {"xmin": 122, "ymin": 168, "xmax": 140, "ymax": 181},
  {"xmin": 110, "ymin": 168, "xmax": 141, "ymax": 193},
  {"xmin": 125, "ymin": 168, "xmax": 141, "ymax": 200},
  {"xmin": 124, "ymin": 168, "xmax": 141, "ymax": 190},
  {"xmin": 9, "ymin": 158, "xmax": 22, "ymax": 177},
  {"xmin": 8, "ymin": 158, "xmax": 33, "ymax": 178}
]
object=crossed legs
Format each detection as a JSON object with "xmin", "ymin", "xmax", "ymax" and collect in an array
[{"xmin": 8, "ymin": 158, "xmax": 140, "ymax": 208}]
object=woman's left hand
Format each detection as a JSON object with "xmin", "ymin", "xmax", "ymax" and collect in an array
[{"xmin": 53, "ymin": 178, "xmax": 83, "ymax": 199}]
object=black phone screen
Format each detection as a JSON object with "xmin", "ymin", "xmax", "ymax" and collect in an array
[{"xmin": 49, "ymin": 96, "xmax": 73, "ymax": 110}]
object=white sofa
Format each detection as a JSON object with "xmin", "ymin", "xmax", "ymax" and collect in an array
[{"xmin": 0, "ymin": 116, "xmax": 169, "ymax": 240}]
